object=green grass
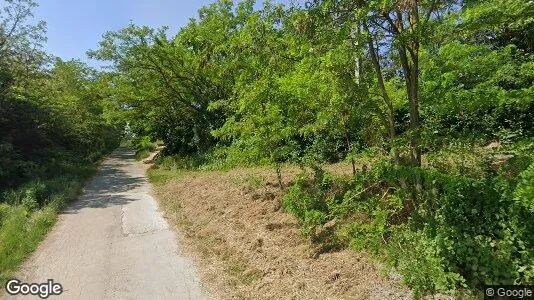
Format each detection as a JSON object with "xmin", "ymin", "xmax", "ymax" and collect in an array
[
  {"xmin": 147, "ymin": 167, "xmax": 199, "ymax": 186},
  {"xmin": 0, "ymin": 164, "xmax": 98, "ymax": 285},
  {"xmin": 0, "ymin": 204, "xmax": 56, "ymax": 283},
  {"xmin": 146, "ymin": 152, "xmax": 218, "ymax": 185},
  {"xmin": 135, "ymin": 149, "xmax": 152, "ymax": 160},
  {"xmin": 133, "ymin": 136, "xmax": 157, "ymax": 161}
]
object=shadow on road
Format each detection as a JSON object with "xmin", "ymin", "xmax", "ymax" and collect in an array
[{"xmin": 64, "ymin": 149, "xmax": 144, "ymax": 214}]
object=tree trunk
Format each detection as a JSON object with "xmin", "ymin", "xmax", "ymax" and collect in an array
[
  {"xmin": 362, "ymin": 21, "xmax": 398, "ymax": 162},
  {"xmin": 395, "ymin": 7, "xmax": 421, "ymax": 167},
  {"xmin": 343, "ymin": 111, "xmax": 357, "ymax": 176}
]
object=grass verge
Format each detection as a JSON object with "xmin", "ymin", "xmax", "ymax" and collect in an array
[{"xmin": 0, "ymin": 163, "xmax": 99, "ymax": 285}]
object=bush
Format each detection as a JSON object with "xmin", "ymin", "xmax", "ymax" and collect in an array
[
  {"xmin": 424, "ymin": 143, "xmax": 491, "ymax": 178},
  {"xmin": 282, "ymin": 171, "xmax": 346, "ymax": 237},
  {"xmin": 134, "ymin": 136, "xmax": 157, "ymax": 160},
  {"xmin": 514, "ymin": 163, "xmax": 534, "ymax": 213},
  {"xmin": 386, "ymin": 227, "xmax": 466, "ymax": 297},
  {"xmin": 157, "ymin": 155, "xmax": 206, "ymax": 170},
  {"xmin": 283, "ymin": 159, "xmax": 534, "ymax": 296}
]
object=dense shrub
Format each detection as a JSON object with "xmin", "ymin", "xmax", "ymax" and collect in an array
[
  {"xmin": 283, "ymin": 155, "xmax": 534, "ymax": 296},
  {"xmin": 133, "ymin": 136, "xmax": 157, "ymax": 160}
]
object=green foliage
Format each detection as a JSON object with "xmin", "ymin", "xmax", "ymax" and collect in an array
[
  {"xmin": 424, "ymin": 143, "xmax": 491, "ymax": 178},
  {"xmin": 0, "ymin": 58, "xmax": 121, "ymax": 189},
  {"xmin": 386, "ymin": 227, "xmax": 466, "ymax": 298},
  {"xmin": 114, "ymin": 1, "xmax": 533, "ymax": 295},
  {"xmin": 88, "ymin": 0, "xmax": 533, "ymax": 167},
  {"xmin": 0, "ymin": 204, "xmax": 56, "ymax": 284},
  {"xmin": 0, "ymin": 165, "xmax": 96, "ymax": 284},
  {"xmin": 0, "ymin": 0, "xmax": 529, "ymax": 297},
  {"xmin": 133, "ymin": 136, "xmax": 156, "ymax": 160},
  {"xmin": 514, "ymin": 163, "xmax": 534, "ymax": 213},
  {"xmin": 283, "ymin": 170, "xmax": 349, "ymax": 237},
  {"xmin": 0, "ymin": 0, "xmax": 121, "ymax": 285},
  {"xmin": 284, "ymin": 155, "xmax": 534, "ymax": 296},
  {"xmin": 421, "ymin": 42, "xmax": 534, "ymax": 140}
]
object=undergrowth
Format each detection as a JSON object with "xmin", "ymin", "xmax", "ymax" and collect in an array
[
  {"xmin": 0, "ymin": 154, "xmax": 106, "ymax": 285},
  {"xmin": 147, "ymin": 149, "xmax": 275, "ymax": 185},
  {"xmin": 126, "ymin": 136, "xmax": 158, "ymax": 160},
  {"xmin": 282, "ymin": 141, "xmax": 534, "ymax": 298}
]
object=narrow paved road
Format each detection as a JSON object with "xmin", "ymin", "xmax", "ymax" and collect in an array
[{"xmin": 11, "ymin": 150, "xmax": 209, "ymax": 299}]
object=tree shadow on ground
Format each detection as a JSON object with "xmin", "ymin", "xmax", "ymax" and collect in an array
[{"xmin": 64, "ymin": 149, "xmax": 145, "ymax": 214}]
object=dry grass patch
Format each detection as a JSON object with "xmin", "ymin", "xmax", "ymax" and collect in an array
[{"xmin": 149, "ymin": 165, "xmax": 413, "ymax": 299}]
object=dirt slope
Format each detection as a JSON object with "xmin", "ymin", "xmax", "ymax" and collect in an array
[{"xmin": 152, "ymin": 166, "xmax": 413, "ymax": 300}]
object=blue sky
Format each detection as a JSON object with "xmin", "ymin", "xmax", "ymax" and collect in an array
[{"xmin": 32, "ymin": 0, "xmax": 301, "ymax": 67}]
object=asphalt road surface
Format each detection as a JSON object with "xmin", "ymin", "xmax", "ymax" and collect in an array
[{"xmin": 9, "ymin": 150, "xmax": 209, "ymax": 299}]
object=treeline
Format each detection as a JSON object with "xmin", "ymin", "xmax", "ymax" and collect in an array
[
  {"xmin": 0, "ymin": 1, "xmax": 121, "ymax": 190},
  {"xmin": 1, "ymin": 59, "xmax": 120, "ymax": 188},
  {"xmin": 90, "ymin": 0, "xmax": 533, "ymax": 166},
  {"xmin": 91, "ymin": 0, "xmax": 534, "ymax": 296},
  {"xmin": 0, "ymin": 0, "xmax": 121, "ymax": 282}
]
